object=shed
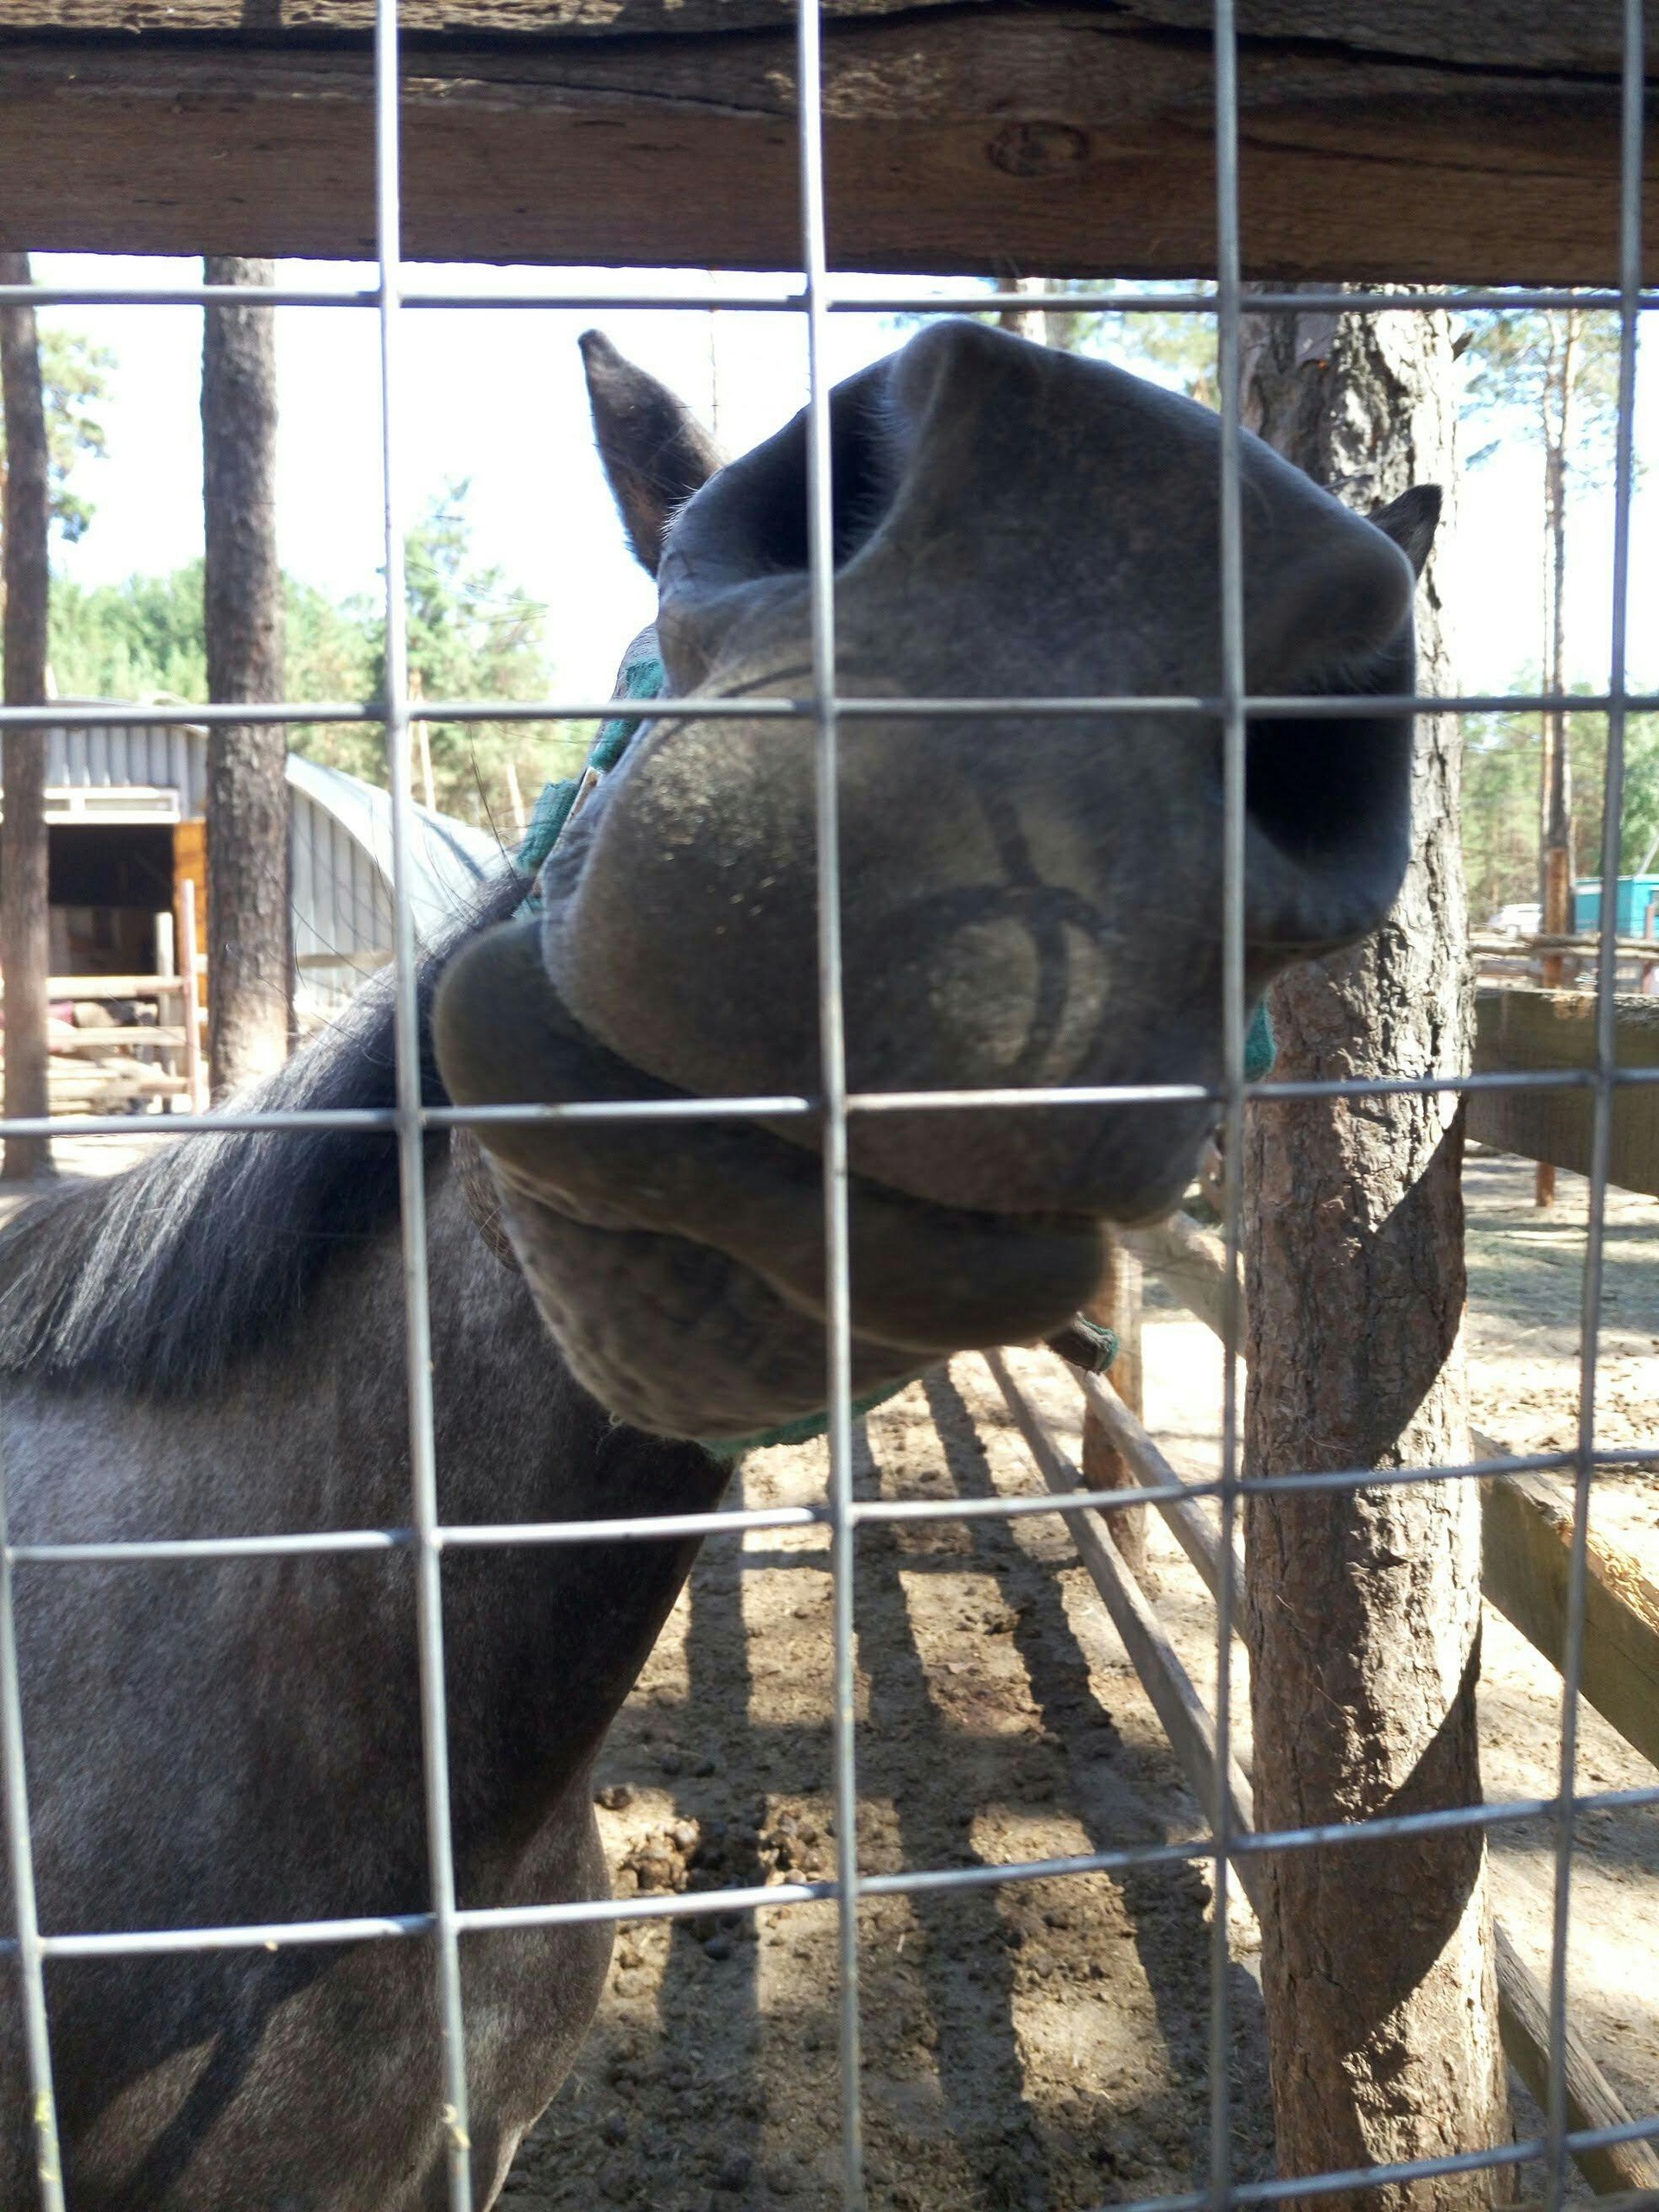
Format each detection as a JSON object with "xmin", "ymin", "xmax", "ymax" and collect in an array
[
  {"xmin": 1576, "ymin": 874, "xmax": 1659, "ymax": 941},
  {"xmin": 36, "ymin": 710, "xmax": 504, "ymax": 1020}
]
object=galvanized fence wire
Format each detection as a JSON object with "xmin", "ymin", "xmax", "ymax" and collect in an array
[
  {"xmin": 1543, "ymin": 5, "xmax": 1649, "ymax": 2207},
  {"xmin": 1208, "ymin": 3, "xmax": 1246, "ymax": 2196},
  {"xmin": 0, "ymin": 0, "xmax": 1652, "ymax": 2202}
]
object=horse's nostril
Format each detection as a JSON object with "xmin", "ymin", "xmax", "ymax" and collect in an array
[{"xmin": 1245, "ymin": 702, "xmax": 1414, "ymax": 947}]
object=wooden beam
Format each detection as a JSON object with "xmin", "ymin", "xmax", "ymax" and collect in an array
[
  {"xmin": 1117, "ymin": 1208, "xmax": 1241, "ymax": 1344},
  {"xmin": 1474, "ymin": 1433, "xmax": 1659, "ymax": 1778},
  {"xmin": 1495, "ymin": 1921, "xmax": 1659, "ymax": 2196},
  {"xmin": 45, "ymin": 976, "xmax": 189, "ymax": 998},
  {"xmin": 1076, "ymin": 1366, "xmax": 1245, "ymax": 1604},
  {"xmin": 0, "ymin": 4, "xmax": 1653, "ymax": 275},
  {"xmin": 983, "ymin": 1347, "xmax": 1261, "ymax": 1912},
  {"xmin": 1471, "ymin": 988, "xmax": 1659, "ymax": 1198}
]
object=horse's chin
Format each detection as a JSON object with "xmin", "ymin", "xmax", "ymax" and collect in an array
[{"xmin": 435, "ymin": 919, "xmax": 1122, "ymax": 1443}]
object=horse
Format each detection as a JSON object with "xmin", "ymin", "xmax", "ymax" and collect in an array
[{"xmin": 0, "ymin": 318, "xmax": 1434, "ymax": 2208}]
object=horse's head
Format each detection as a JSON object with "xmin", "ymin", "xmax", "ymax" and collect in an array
[{"xmin": 435, "ymin": 321, "xmax": 1432, "ymax": 1443}]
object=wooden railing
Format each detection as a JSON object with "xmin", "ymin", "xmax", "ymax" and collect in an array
[{"xmin": 1468, "ymin": 987, "xmax": 1659, "ymax": 1198}]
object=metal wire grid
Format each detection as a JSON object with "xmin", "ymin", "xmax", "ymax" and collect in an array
[{"xmin": 0, "ymin": 0, "xmax": 1650, "ymax": 2203}]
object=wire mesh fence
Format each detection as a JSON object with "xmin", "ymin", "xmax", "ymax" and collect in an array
[{"xmin": 0, "ymin": 0, "xmax": 1652, "ymax": 2208}]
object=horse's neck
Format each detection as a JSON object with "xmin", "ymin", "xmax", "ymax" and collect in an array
[{"xmin": 390, "ymin": 1168, "xmax": 732, "ymax": 1844}]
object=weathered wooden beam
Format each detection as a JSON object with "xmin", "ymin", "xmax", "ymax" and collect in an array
[
  {"xmin": 1473, "ymin": 1433, "xmax": 1659, "ymax": 1779},
  {"xmin": 1471, "ymin": 988, "xmax": 1659, "ymax": 1198},
  {"xmin": 8, "ymin": 0, "xmax": 1655, "ymax": 60},
  {"xmin": 1495, "ymin": 1922, "xmax": 1659, "ymax": 2196},
  {"xmin": 983, "ymin": 1346, "xmax": 1262, "ymax": 1910},
  {"xmin": 0, "ymin": 4, "xmax": 1653, "ymax": 275},
  {"xmin": 1076, "ymin": 1365, "xmax": 1244, "ymax": 1603},
  {"xmin": 1118, "ymin": 1208, "xmax": 1240, "ymax": 1344}
]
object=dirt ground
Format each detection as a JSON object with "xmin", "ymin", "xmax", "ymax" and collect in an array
[{"xmin": 502, "ymin": 1153, "xmax": 1658, "ymax": 2212}]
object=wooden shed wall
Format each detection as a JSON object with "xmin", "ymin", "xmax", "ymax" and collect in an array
[{"xmin": 1, "ymin": 2, "xmax": 1654, "ymax": 279}]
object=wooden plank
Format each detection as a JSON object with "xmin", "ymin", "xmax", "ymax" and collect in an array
[
  {"xmin": 8, "ymin": 0, "xmax": 1652, "ymax": 75},
  {"xmin": 1475, "ymin": 1442, "xmax": 1659, "ymax": 1778},
  {"xmin": 983, "ymin": 1348, "xmax": 1262, "ymax": 1914},
  {"xmin": 45, "ymin": 975, "xmax": 188, "ymax": 999},
  {"xmin": 0, "ymin": 6, "xmax": 1652, "ymax": 276},
  {"xmin": 49, "ymin": 1028, "xmax": 188, "ymax": 1050},
  {"xmin": 1118, "ymin": 1209, "xmax": 1241, "ymax": 1344},
  {"xmin": 178, "ymin": 879, "xmax": 207, "ymax": 1113},
  {"xmin": 1075, "ymin": 1367, "xmax": 1245, "ymax": 1605},
  {"xmin": 1470, "ymin": 988, "xmax": 1659, "ymax": 1198},
  {"xmin": 1495, "ymin": 1921, "xmax": 1659, "ymax": 2195},
  {"xmin": 1081, "ymin": 1249, "xmax": 1147, "ymax": 1572}
]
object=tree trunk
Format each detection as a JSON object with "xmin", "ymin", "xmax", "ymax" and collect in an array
[
  {"xmin": 995, "ymin": 273, "xmax": 1046, "ymax": 343},
  {"xmin": 1536, "ymin": 312, "xmax": 1578, "ymax": 1203},
  {"xmin": 1239, "ymin": 301, "xmax": 1509, "ymax": 2207},
  {"xmin": 202, "ymin": 254, "xmax": 289, "ymax": 1100},
  {"xmin": 0, "ymin": 249, "xmax": 54, "ymax": 1184}
]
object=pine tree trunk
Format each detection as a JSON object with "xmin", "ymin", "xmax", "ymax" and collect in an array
[
  {"xmin": 1536, "ymin": 315, "xmax": 1577, "ymax": 1202},
  {"xmin": 0, "ymin": 249, "xmax": 54, "ymax": 1184},
  {"xmin": 1239, "ymin": 301, "xmax": 1510, "ymax": 2207},
  {"xmin": 202, "ymin": 255, "xmax": 289, "ymax": 1099}
]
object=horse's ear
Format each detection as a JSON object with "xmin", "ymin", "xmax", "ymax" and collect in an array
[
  {"xmin": 1370, "ymin": 483, "xmax": 1440, "ymax": 578},
  {"xmin": 580, "ymin": 329, "xmax": 721, "ymax": 576}
]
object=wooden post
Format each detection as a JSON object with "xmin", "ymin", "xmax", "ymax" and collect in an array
[
  {"xmin": 1240, "ymin": 298, "xmax": 1508, "ymax": 2202},
  {"xmin": 1080, "ymin": 1243, "xmax": 1147, "ymax": 1573},
  {"xmin": 0, "ymin": 249, "xmax": 53, "ymax": 1184},
  {"xmin": 179, "ymin": 878, "xmax": 206, "ymax": 1113},
  {"xmin": 155, "ymin": 909, "xmax": 179, "ymax": 1107}
]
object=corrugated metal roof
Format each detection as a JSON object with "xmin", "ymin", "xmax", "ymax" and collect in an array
[{"xmin": 285, "ymin": 753, "xmax": 503, "ymax": 950}]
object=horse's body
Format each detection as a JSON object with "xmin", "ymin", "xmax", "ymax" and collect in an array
[
  {"xmin": 0, "ymin": 968, "xmax": 724, "ymax": 2208},
  {"xmin": 1, "ymin": 321, "xmax": 1434, "ymax": 2206}
]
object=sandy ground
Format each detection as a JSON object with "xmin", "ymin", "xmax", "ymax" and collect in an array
[{"xmin": 503, "ymin": 1154, "xmax": 1658, "ymax": 2212}]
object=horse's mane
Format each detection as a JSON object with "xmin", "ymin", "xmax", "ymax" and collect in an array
[{"xmin": 0, "ymin": 871, "xmax": 526, "ymax": 1399}]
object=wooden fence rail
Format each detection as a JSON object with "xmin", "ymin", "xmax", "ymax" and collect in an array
[{"xmin": 1470, "ymin": 987, "xmax": 1659, "ymax": 1198}]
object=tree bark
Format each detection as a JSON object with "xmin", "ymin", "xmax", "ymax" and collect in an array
[
  {"xmin": 1239, "ymin": 302, "xmax": 1510, "ymax": 2206},
  {"xmin": 1, "ymin": 249, "xmax": 54, "ymax": 1184},
  {"xmin": 1536, "ymin": 312, "xmax": 1578, "ymax": 1202},
  {"xmin": 202, "ymin": 254, "xmax": 289, "ymax": 1100}
]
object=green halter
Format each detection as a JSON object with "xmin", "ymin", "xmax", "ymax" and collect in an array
[{"xmin": 517, "ymin": 656, "xmax": 1275, "ymax": 1455}]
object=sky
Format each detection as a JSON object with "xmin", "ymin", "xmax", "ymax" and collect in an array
[{"xmin": 35, "ymin": 252, "xmax": 1659, "ymax": 706}]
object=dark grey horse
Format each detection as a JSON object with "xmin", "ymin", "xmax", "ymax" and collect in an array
[{"xmin": 0, "ymin": 321, "xmax": 1434, "ymax": 2209}]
